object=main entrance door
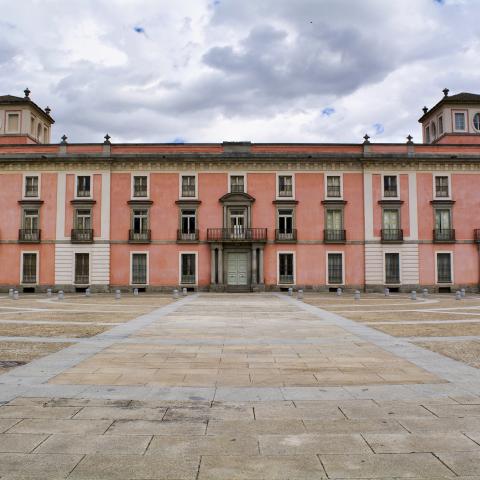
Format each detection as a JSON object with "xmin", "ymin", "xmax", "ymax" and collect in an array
[{"xmin": 227, "ymin": 253, "xmax": 248, "ymax": 286}]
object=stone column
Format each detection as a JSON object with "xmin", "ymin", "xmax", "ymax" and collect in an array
[
  {"xmin": 258, "ymin": 247, "xmax": 264, "ymax": 285},
  {"xmin": 218, "ymin": 245, "xmax": 223, "ymax": 285},
  {"xmin": 251, "ymin": 247, "xmax": 257, "ymax": 286},
  {"xmin": 210, "ymin": 247, "xmax": 216, "ymax": 284}
]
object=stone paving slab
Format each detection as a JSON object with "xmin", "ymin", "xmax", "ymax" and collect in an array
[{"xmin": 0, "ymin": 432, "xmax": 47, "ymax": 453}]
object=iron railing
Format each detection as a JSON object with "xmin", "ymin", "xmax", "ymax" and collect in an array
[
  {"xmin": 279, "ymin": 274, "xmax": 294, "ymax": 284},
  {"xmin": 177, "ymin": 229, "xmax": 199, "ymax": 242},
  {"xmin": 381, "ymin": 229, "xmax": 403, "ymax": 242},
  {"xmin": 18, "ymin": 229, "xmax": 41, "ymax": 243},
  {"xmin": 71, "ymin": 229, "xmax": 94, "ymax": 243},
  {"xmin": 128, "ymin": 229, "xmax": 151, "ymax": 243},
  {"xmin": 207, "ymin": 228, "xmax": 267, "ymax": 242},
  {"xmin": 433, "ymin": 229, "xmax": 455, "ymax": 242},
  {"xmin": 275, "ymin": 229, "xmax": 297, "ymax": 242},
  {"xmin": 324, "ymin": 229, "xmax": 346, "ymax": 243},
  {"xmin": 181, "ymin": 274, "xmax": 196, "ymax": 284}
]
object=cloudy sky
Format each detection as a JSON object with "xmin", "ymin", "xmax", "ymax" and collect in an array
[{"xmin": 1, "ymin": 0, "xmax": 479, "ymax": 144}]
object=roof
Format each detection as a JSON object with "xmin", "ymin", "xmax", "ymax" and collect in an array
[
  {"xmin": 418, "ymin": 92, "xmax": 480, "ymax": 123},
  {"xmin": 0, "ymin": 95, "xmax": 55, "ymax": 124}
]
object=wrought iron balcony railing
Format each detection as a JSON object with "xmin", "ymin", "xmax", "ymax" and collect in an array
[
  {"xmin": 275, "ymin": 229, "xmax": 297, "ymax": 242},
  {"xmin": 128, "ymin": 229, "xmax": 151, "ymax": 243},
  {"xmin": 381, "ymin": 229, "xmax": 403, "ymax": 242},
  {"xmin": 324, "ymin": 229, "xmax": 346, "ymax": 243},
  {"xmin": 18, "ymin": 229, "xmax": 41, "ymax": 243},
  {"xmin": 279, "ymin": 274, "xmax": 294, "ymax": 284},
  {"xmin": 71, "ymin": 229, "xmax": 94, "ymax": 243},
  {"xmin": 433, "ymin": 229, "xmax": 455, "ymax": 242},
  {"xmin": 207, "ymin": 228, "xmax": 267, "ymax": 242},
  {"xmin": 177, "ymin": 230, "xmax": 199, "ymax": 242},
  {"xmin": 180, "ymin": 274, "xmax": 196, "ymax": 284}
]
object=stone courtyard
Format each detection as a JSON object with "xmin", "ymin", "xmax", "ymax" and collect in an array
[{"xmin": 1, "ymin": 291, "xmax": 480, "ymax": 478}]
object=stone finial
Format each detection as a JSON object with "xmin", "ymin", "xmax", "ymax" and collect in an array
[
  {"xmin": 363, "ymin": 133, "xmax": 370, "ymax": 144},
  {"xmin": 406, "ymin": 134, "xmax": 413, "ymax": 144},
  {"xmin": 443, "ymin": 88, "xmax": 449, "ymax": 97},
  {"xmin": 60, "ymin": 134, "xmax": 68, "ymax": 144},
  {"xmin": 422, "ymin": 106, "xmax": 428, "ymax": 114},
  {"xmin": 24, "ymin": 87, "xmax": 31, "ymax": 99},
  {"xmin": 45, "ymin": 106, "xmax": 51, "ymax": 115},
  {"xmin": 104, "ymin": 133, "xmax": 111, "ymax": 144}
]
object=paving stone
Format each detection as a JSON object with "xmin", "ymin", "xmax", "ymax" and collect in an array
[
  {"xmin": 303, "ymin": 418, "xmax": 407, "ymax": 434},
  {"xmin": 319, "ymin": 452, "xmax": 456, "ymax": 478},
  {"xmin": 163, "ymin": 405, "xmax": 254, "ymax": 422},
  {"xmin": 198, "ymin": 455, "xmax": 326, "ymax": 479},
  {"xmin": 106, "ymin": 419, "xmax": 207, "ymax": 435},
  {"xmin": 73, "ymin": 405, "xmax": 167, "ymax": 420},
  {"xmin": 253, "ymin": 404, "xmax": 345, "ymax": 420},
  {"xmin": 68, "ymin": 453, "xmax": 200, "ymax": 479},
  {"xmin": 206, "ymin": 419, "xmax": 306, "ymax": 435},
  {"xmin": 146, "ymin": 434, "xmax": 259, "ymax": 456},
  {"xmin": 0, "ymin": 452, "xmax": 83, "ymax": 479},
  {"xmin": 425, "ymin": 404, "xmax": 480, "ymax": 417},
  {"xmin": 437, "ymin": 451, "xmax": 480, "ymax": 476},
  {"xmin": 340, "ymin": 404, "xmax": 435, "ymax": 420},
  {"xmin": 364, "ymin": 433, "xmax": 480, "ymax": 453},
  {"xmin": 0, "ymin": 433, "xmax": 47, "ymax": 453},
  {"xmin": 0, "ymin": 419, "xmax": 21, "ymax": 433},
  {"xmin": 398, "ymin": 416, "xmax": 480, "ymax": 433},
  {"xmin": 0, "ymin": 405, "xmax": 81, "ymax": 419},
  {"xmin": 8, "ymin": 418, "xmax": 113, "ymax": 434}
]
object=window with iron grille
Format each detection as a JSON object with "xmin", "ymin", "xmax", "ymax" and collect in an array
[
  {"xmin": 328, "ymin": 253, "xmax": 343, "ymax": 284},
  {"xmin": 181, "ymin": 253, "xmax": 196, "ymax": 284},
  {"xmin": 278, "ymin": 175, "xmax": 293, "ymax": 197},
  {"xmin": 383, "ymin": 175, "xmax": 398, "ymax": 197},
  {"xmin": 76, "ymin": 176, "xmax": 91, "ymax": 197},
  {"xmin": 230, "ymin": 175, "xmax": 245, "ymax": 193},
  {"xmin": 22, "ymin": 253, "xmax": 37, "ymax": 284},
  {"xmin": 279, "ymin": 253, "xmax": 294, "ymax": 284},
  {"xmin": 132, "ymin": 209, "xmax": 148, "ymax": 234},
  {"xmin": 278, "ymin": 209, "xmax": 293, "ymax": 234},
  {"xmin": 181, "ymin": 210, "xmax": 196, "ymax": 235},
  {"xmin": 385, "ymin": 253, "xmax": 400, "ymax": 284},
  {"xmin": 132, "ymin": 253, "xmax": 147, "ymax": 284},
  {"xmin": 326, "ymin": 176, "xmax": 341, "ymax": 197},
  {"xmin": 133, "ymin": 176, "xmax": 148, "ymax": 197},
  {"xmin": 181, "ymin": 176, "xmax": 196, "ymax": 198},
  {"xmin": 75, "ymin": 253, "xmax": 89, "ymax": 284},
  {"xmin": 25, "ymin": 176, "xmax": 39, "ymax": 197},
  {"xmin": 435, "ymin": 176, "xmax": 449, "ymax": 198},
  {"xmin": 437, "ymin": 253, "xmax": 452, "ymax": 283}
]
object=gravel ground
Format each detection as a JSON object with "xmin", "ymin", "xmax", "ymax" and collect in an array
[{"xmin": 415, "ymin": 340, "xmax": 480, "ymax": 369}]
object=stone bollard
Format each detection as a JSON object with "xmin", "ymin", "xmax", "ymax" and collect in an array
[
  {"xmin": 182, "ymin": 287, "xmax": 187, "ymax": 296},
  {"xmin": 13, "ymin": 290, "xmax": 19, "ymax": 300},
  {"xmin": 58, "ymin": 290, "xmax": 64, "ymax": 300},
  {"xmin": 297, "ymin": 289, "xmax": 303, "ymax": 300},
  {"xmin": 461, "ymin": 288, "xmax": 466, "ymax": 298},
  {"xmin": 85, "ymin": 288, "xmax": 91, "ymax": 297},
  {"xmin": 47, "ymin": 288, "xmax": 52, "ymax": 297},
  {"xmin": 455, "ymin": 290, "xmax": 461, "ymax": 300},
  {"xmin": 8, "ymin": 288, "xmax": 14, "ymax": 298},
  {"xmin": 384, "ymin": 288, "xmax": 390, "ymax": 297},
  {"xmin": 288, "ymin": 288, "xmax": 293, "ymax": 296},
  {"xmin": 411, "ymin": 290, "xmax": 417, "ymax": 301},
  {"xmin": 354, "ymin": 290, "xmax": 360, "ymax": 301},
  {"xmin": 422, "ymin": 288, "xmax": 428, "ymax": 299},
  {"xmin": 336, "ymin": 288, "xmax": 342, "ymax": 296},
  {"xmin": 133, "ymin": 288, "xmax": 139, "ymax": 296},
  {"xmin": 173, "ymin": 289, "xmax": 179, "ymax": 299},
  {"xmin": 115, "ymin": 289, "xmax": 121, "ymax": 300}
]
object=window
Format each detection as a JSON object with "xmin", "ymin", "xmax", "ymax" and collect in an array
[
  {"xmin": 454, "ymin": 112, "xmax": 465, "ymax": 131},
  {"xmin": 431, "ymin": 122, "xmax": 437, "ymax": 139},
  {"xmin": 326, "ymin": 209, "xmax": 343, "ymax": 231},
  {"xmin": 181, "ymin": 175, "xmax": 196, "ymax": 198},
  {"xmin": 437, "ymin": 253, "xmax": 452, "ymax": 283},
  {"xmin": 132, "ymin": 209, "xmax": 148, "ymax": 233},
  {"xmin": 277, "ymin": 209, "xmax": 294, "ymax": 240},
  {"xmin": 22, "ymin": 253, "xmax": 37, "ymax": 284},
  {"xmin": 383, "ymin": 209, "xmax": 400, "ymax": 230},
  {"xmin": 181, "ymin": 209, "xmax": 197, "ymax": 239},
  {"xmin": 327, "ymin": 253, "xmax": 343, "ymax": 284},
  {"xmin": 36, "ymin": 123, "xmax": 42, "ymax": 142},
  {"xmin": 75, "ymin": 209, "xmax": 92, "ymax": 230},
  {"xmin": 76, "ymin": 176, "xmax": 91, "ymax": 198},
  {"xmin": 435, "ymin": 176, "xmax": 449, "ymax": 198},
  {"xmin": 326, "ymin": 175, "xmax": 341, "ymax": 198},
  {"xmin": 474, "ymin": 113, "xmax": 480, "ymax": 131},
  {"xmin": 23, "ymin": 209, "xmax": 39, "ymax": 231},
  {"xmin": 43, "ymin": 127, "xmax": 48, "ymax": 143},
  {"xmin": 230, "ymin": 175, "xmax": 245, "ymax": 193},
  {"xmin": 133, "ymin": 175, "xmax": 148, "ymax": 197},
  {"xmin": 425, "ymin": 126, "xmax": 430, "ymax": 144},
  {"xmin": 435, "ymin": 209, "xmax": 451, "ymax": 231},
  {"xmin": 385, "ymin": 253, "xmax": 400, "ymax": 284},
  {"xmin": 7, "ymin": 113, "xmax": 20, "ymax": 133},
  {"xmin": 383, "ymin": 175, "xmax": 398, "ymax": 198},
  {"xmin": 24, "ymin": 176, "xmax": 39, "ymax": 198},
  {"xmin": 180, "ymin": 253, "xmax": 196, "ymax": 284},
  {"xmin": 438, "ymin": 116, "xmax": 444, "ymax": 135},
  {"xmin": 74, "ymin": 253, "xmax": 89, "ymax": 284},
  {"xmin": 278, "ymin": 253, "xmax": 294, "ymax": 284},
  {"xmin": 278, "ymin": 175, "xmax": 293, "ymax": 197},
  {"xmin": 30, "ymin": 117, "xmax": 35, "ymax": 135},
  {"xmin": 132, "ymin": 253, "xmax": 147, "ymax": 284}
]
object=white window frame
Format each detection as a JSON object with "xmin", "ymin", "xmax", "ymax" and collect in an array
[
  {"xmin": 453, "ymin": 110, "xmax": 467, "ymax": 132},
  {"xmin": 22, "ymin": 173, "xmax": 41, "ymax": 200},
  {"xmin": 383, "ymin": 251, "xmax": 402, "ymax": 285},
  {"xmin": 326, "ymin": 251, "xmax": 345, "ymax": 286},
  {"xmin": 131, "ymin": 172, "xmax": 150, "ymax": 199},
  {"xmin": 20, "ymin": 251, "xmax": 39, "ymax": 285},
  {"xmin": 433, "ymin": 173, "xmax": 451, "ymax": 200},
  {"xmin": 74, "ymin": 173, "xmax": 93, "ymax": 200},
  {"xmin": 6, "ymin": 111, "xmax": 21, "ymax": 134},
  {"xmin": 277, "ymin": 251, "xmax": 296, "ymax": 285},
  {"xmin": 130, "ymin": 251, "xmax": 149, "ymax": 286},
  {"xmin": 435, "ymin": 251, "xmax": 454, "ymax": 285},
  {"xmin": 324, "ymin": 173, "xmax": 343, "ymax": 200},
  {"xmin": 276, "ymin": 173, "xmax": 295, "ymax": 200},
  {"xmin": 228, "ymin": 172, "xmax": 247, "ymax": 194},
  {"xmin": 381, "ymin": 173, "xmax": 400, "ymax": 200},
  {"xmin": 72, "ymin": 251, "xmax": 91, "ymax": 285},
  {"xmin": 179, "ymin": 251, "xmax": 198, "ymax": 286},
  {"xmin": 179, "ymin": 173, "xmax": 198, "ymax": 200}
]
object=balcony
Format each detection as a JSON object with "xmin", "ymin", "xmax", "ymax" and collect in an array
[
  {"xmin": 275, "ymin": 229, "xmax": 297, "ymax": 242},
  {"xmin": 71, "ymin": 229, "xmax": 94, "ymax": 243},
  {"xmin": 18, "ymin": 229, "xmax": 41, "ymax": 243},
  {"xmin": 381, "ymin": 229, "xmax": 403, "ymax": 243},
  {"xmin": 433, "ymin": 229, "xmax": 455, "ymax": 242},
  {"xmin": 177, "ymin": 230, "xmax": 199, "ymax": 242},
  {"xmin": 279, "ymin": 274, "xmax": 294, "ymax": 284},
  {"xmin": 129, "ymin": 229, "xmax": 151, "ymax": 243},
  {"xmin": 207, "ymin": 228, "xmax": 267, "ymax": 242},
  {"xmin": 324, "ymin": 229, "xmax": 346, "ymax": 243}
]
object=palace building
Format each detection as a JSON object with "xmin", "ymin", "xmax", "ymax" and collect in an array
[{"xmin": 1, "ymin": 88, "xmax": 480, "ymax": 293}]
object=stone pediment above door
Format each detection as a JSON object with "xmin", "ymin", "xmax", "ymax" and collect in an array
[{"xmin": 219, "ymin": 192, "xmax": 255, "ymax": 204}]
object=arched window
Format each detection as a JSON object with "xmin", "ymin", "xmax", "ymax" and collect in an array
[{"xmin": 474, "ymin": 113, "xmax": 480, "ymax": 131}]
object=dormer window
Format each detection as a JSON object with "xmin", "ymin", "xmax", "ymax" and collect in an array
[
  {"xmin": 76, "ymin": 175, "xmax": 91, "ymax": 198},
  {"xmin": 454, "ymin": 112, "xmax": 465, "ymax": 131},
  {"xmin": 474, "ymin": 113, "xmax": 480, "ymax": 131}
]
